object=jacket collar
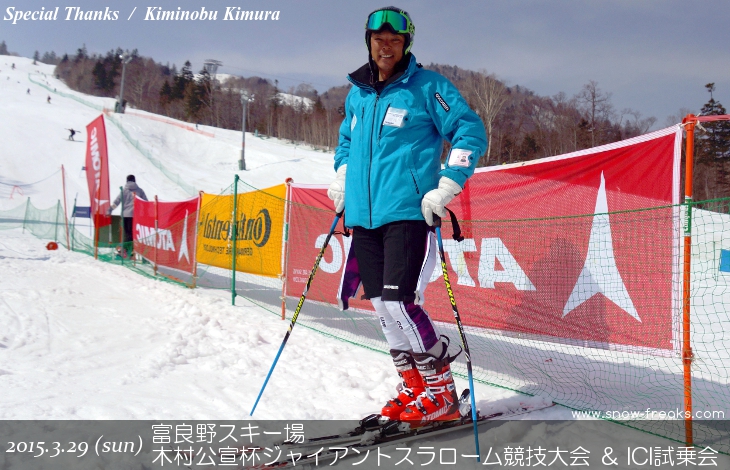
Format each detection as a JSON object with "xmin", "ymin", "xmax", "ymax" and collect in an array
[{"xmin": 348, "ymin": 53, "xmax": 418, "ymax": 93}]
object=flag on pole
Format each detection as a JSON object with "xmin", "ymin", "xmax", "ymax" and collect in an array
[{"xmin": 85, "ymin": 115, "xmax": 111, "ymax": 228}]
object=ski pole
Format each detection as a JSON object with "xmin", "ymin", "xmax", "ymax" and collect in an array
[
  {"xmin": 250, "ymin": 211, "xmax": 344, "ymax": 415},
  {"xmin": 433, "ymin": 214, "xmax": 481, "ymax": 462}
]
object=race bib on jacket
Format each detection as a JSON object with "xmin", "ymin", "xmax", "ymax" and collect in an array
[
  {"xmin": 448, "ymin": 149, "xmax": 472, "ymax": 168},
  {"xmin": 382, "ymin": 107, "xmax": 408, "ymax": 128}
]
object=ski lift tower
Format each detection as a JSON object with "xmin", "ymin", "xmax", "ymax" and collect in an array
[
  {"xmin": 116, "ymin": 52, "xmax": 133, "ymax": 113},
  {"xmin": 203, "ymin": 59, "xmax": 223, "ymax": 126},
  {"xmin": 203, "ymin": 59, "xmax": 222, "ymax": 81}
]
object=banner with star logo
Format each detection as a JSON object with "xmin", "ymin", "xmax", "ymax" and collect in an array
[
  {"xmin": 448, "ymin": 125, "xmax": 683, "ymax": 353},
  {"xmin": 285, "ymin": 126, "xmax": 682, "ymax": 354},
  {"xmin": 132, "ymin": 196, "xmax": 200, "ymax": 275}
]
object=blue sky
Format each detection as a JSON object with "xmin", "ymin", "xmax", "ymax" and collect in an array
[{"xmin": 3, "ymin": 0, "xmax": 729, "ymax": 125}]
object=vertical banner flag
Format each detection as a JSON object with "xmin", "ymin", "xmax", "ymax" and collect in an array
[
  {"xmin": 286, "ymin": 127, "xmax": 682, "ymax": 354},
  {"xmin": 132, "ymin": 196, "xmax": 199, "ymax": 274},
  {"xmin": 84, "ymin": 114, "xmax": 111, "ymax": 228},
  {"xmin": 196, "ymin": 184, "xmax": 286, "ymax": 277}
]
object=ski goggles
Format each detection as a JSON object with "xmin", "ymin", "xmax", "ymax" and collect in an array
[{"xmin": 365, "ymin": 9, "xmax": 414, "ymax": 35}]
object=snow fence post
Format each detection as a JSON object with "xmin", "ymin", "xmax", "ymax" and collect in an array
[
  {"xmin": 22, "ymin": 197, "xmax": 30, "ymax": 233},
  {"xmin": 681, "ymin": 114, "xmax": 697, "ymax": 448},
  {"xmin": 280, "ymin": 178, "xmax": 294, "ymax": 320},
  {"xmin": 231, "ymin": 175, "xmax": 239, "ymax": 305},
  {"xmin": 191, "ymin": 191, "xmax": 203, "ymax": 288},
  {"xmin": 118, "ymin": 186, "xmax": 124, "ymax": 264},
  {"xmin": 70, "ymin": 196, "xmax": 77, "ymax": 251},
  {"xmin": 54, "ymin": 200, "xmax": 60, "ymax": 242},
  {"xmin": 154, "ymin": 195, "xmax": 159, "ymax": 276},
  {"xmin": 61, "ymin": 164, "xmax": 71, "ymax": 250}
]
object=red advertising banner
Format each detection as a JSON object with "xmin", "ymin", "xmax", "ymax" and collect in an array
[
  {"xmin": 133, "ymin": 196, "xmax": 199, "ymax": 274},
  {"xmin": 84, "ymin": 114, "xmax": 111, "ymax": 228},
  {"xmin": 286, "ymin": 127, "xmax": 682, "ymax": 354}
]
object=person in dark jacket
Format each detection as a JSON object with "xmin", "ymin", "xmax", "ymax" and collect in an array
[
  {"xmin": 328, "ymin": 6, "xmax": 487, "ymax": 428},
  {"xmin": 109, "ymin": 175, "xmax": 148, "ymax": 255}
]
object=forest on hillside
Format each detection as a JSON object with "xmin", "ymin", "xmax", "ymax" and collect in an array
[{"xmin": 6, "ymin": 40, "xmax": 729, "ymax": 201}]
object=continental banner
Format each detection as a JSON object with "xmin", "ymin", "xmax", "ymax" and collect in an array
[
  {"xmin": 287, "ymin": 127, "xmax": 682, "ymax": 354},
  {"xmin": 196, "ymin": 184, "xmax": 286, "ymax": 277}
]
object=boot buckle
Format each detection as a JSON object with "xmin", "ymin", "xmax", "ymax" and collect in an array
[{"xmin": 425, "ymin": 390, "xmax": 440, "ymax": 407}]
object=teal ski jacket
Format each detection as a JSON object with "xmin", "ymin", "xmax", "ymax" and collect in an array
[{"xmin": 334, "ymin": 54, "xmax": 487, "ymax": 229}]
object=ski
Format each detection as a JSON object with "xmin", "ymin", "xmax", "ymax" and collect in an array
[
  {"xmin": 273, "ymin": 412, "xmax": 388, "ymax": 450},
  {"xmin": 242, "ymin": 392, "xmax": 553, "ymax": 469},
  {"xmin": 277, "ymin": 390, "xmax": 550, "ymax": 450}
]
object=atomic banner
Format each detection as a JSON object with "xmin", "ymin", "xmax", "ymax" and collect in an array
[
  {"xmin": 132, "ymin": 196, "xmax": 199, "ymax": 274},
  {"xmin": 286, "ymin": 127, "xmax": 682, "ymax": 353},
  {"xmin": 196, "ymin": 184, "xmax": 286, "ymax": 277},
  {"xmin": 84, "ymin": 114, "xmax": 111, "ymax": 228}
]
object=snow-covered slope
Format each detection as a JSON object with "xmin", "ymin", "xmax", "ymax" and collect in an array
[{"xmin": 0, "ymin": 55, "xmax": 333, "ymax": 210}]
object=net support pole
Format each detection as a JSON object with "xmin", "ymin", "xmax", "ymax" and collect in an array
[
  {"xmin": 61, "ymin": 165, "xmax": 71, "ymax": 250},
  {"xmin": 119, "ymin": 186, "xmax": 124, "ymax": 264},
  {"xmin": 54, "ymin": 200, "xmax": 60, "ymax": 242},
  {"xmin": 94, "ymin": 224, "xmax": 99, "ymax": 259},
  {"xmin": 681, "ymin": 114, "xmax": 696, "ymax": 448},
  {"xmin": 91, "ymin": 187, "xmax": 99, "ymax": 259},
  {"xmin": 280, "ymin": 178, "xmax": 293, "ymax": 320},
  {"xmin": 71, "ymin": 196, "xmax": 77, "ymax": 251},
  {"xmin": 231, "ymin": 175, "xmax": 240, "ymax": 306},
  {"xmin": 22, "ymin": 196, "xmax": 30, "ymax": 233},
  {"xmin": 93, "ymin": 180, "xmax": 101, "ymax": 260},
  {"xmin": 154, "ymin": 195, "xmax": 159, "ymax": 276},
  {"xmin": 192, "ymin": 192, "xmax": 202, "ymax": 288}
]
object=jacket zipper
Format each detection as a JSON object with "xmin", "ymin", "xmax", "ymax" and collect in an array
[
  {"xmin": 368, "ymin": 94, "xmax": 380, "ymax": 228},
  {"xmin": 409, "ymin": 169, "xmax": 420, "ymax": 194},
  {"xmin": 377, "ymin": 104, "xmax": 390, "ymax": 145},
  {"xmin": 347, "ymin": 69, "xmax": 410, "ymax": 228}
]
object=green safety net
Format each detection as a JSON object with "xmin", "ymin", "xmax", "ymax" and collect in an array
[{"xmin": 2, "ymin": 194, "xmax": 728, "ymax": 454}]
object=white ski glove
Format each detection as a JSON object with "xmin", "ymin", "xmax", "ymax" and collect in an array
[
  {"xmin": 327, "ymin": 164, "xmax": 347, "ymax": 213},
  {"xmin": 421, "ymin": 176, "xmax": 462, "ymax": 226}
]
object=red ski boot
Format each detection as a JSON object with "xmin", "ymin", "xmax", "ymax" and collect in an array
[
  {"xmin": 399, "ymin": 349, "xmax": 460, "ymax": 427},
  {"xmin": 381, "ymin": 350, "xmax": 425, "ymax": 420}
]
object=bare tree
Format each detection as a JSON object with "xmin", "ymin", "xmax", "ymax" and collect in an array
[
  {"xmin": 576, "ymin": 80, "xmax": 613, "ymax": 147},
  {"xmin": 665, "ymin": 107, "xmax": 694, "ymax": 127},
  {"xmin": 467, "ymin": 71, "xmax": 508, "ymax": 165},
  {"xmin": 619, "ymin": 108, "xmax": 657, "ymax": 138}
]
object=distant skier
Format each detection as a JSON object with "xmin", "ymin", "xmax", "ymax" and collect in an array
[
  {"xmin": 328, "ymin": 7, "xmax": 487, "ymax": 428},
  {"xmin": 11, "ymin": 63, "xmax": 15, "ymax": 70},
  {"xmin": 26, "ymin": 88, "xmax": 30, "ymax": 95},
  {"xmin": 67, "ymin": 129, "xmax": 78, "ymax": 141},
  {"xmin": 47, "ymin": 95, "xmax": 51, "ymax": 104}
]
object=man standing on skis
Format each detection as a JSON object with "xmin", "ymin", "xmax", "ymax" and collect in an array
[
  {"xmin": 329, "ymin": 7, "xmax": 487, "ymax": 427},
  {"xmin": 109, "ymin": 175, "xmax": 148, "ymax": 257}
]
